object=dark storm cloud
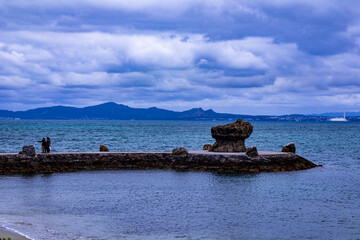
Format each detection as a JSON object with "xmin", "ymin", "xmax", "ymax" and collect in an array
[{"xmin": 2, "ymin": 0, "xmax": 357, "ymax": 54}]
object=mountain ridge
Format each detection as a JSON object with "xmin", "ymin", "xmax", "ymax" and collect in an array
[
  {"xmin": 0, "ymin": 102, "xmax": 360, "ymax": 121},
  {"xmin": 0, "ymin": 102, "xmax": 242, "ymax": 120}
]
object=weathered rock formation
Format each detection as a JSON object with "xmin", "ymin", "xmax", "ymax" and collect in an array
[
  {"xmin": 210, "ymin": 119, "xmax": 253, "ymax": 152},
  {"xmin": 203, "ymin": 144, "xmax": 212, "ymax": 151},
  {"xmin": 172, "ymin": 147, "xmax": 188, "ymax": 156},
  {"xmin": 282, "ymin": 142, "xmax": 296, "ymax": 153},
  {"xmin": 19, "ymin": 145, "xmax": 36, "ymax": 157},
  {"xmin": 100, "ymin": 144, "xmax": 109, "ymax": 152}
]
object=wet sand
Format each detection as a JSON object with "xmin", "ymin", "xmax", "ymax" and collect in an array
[{"xmin": 0, "ymin": 227, "xmax": 31, "ymax": 240}]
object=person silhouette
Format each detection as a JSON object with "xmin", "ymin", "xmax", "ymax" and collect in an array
[
  {"xmin": 37, "ymin": 138, "xmax": 46, "ymax": 153},
  {"xmin": 46, "ymin": 137, "xmax": 51, "ymax": 153}
]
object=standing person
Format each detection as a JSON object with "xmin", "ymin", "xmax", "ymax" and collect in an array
[
  {"xmin": 37, "ymin": 138, "xmax": 46, "ymax": 153},
  {"xmin": 46, "ymin": 137, "xmax": 51, "ymax": 153}
]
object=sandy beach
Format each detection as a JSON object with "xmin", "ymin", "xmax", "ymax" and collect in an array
[{"xmin": 0, "ymin": 227, "xmax": 31, "ymax": 240}]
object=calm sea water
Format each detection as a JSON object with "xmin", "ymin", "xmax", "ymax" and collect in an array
[{"xmin": 0, "ymin": 120, "xmax": 359, "ymax": 240}]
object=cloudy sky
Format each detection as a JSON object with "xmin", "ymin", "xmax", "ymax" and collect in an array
[{"xmin": 1, "ymin": 0, "xmax": 360, "ymax": 114}]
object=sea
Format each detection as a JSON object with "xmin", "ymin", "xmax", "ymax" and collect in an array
[{"xmin": 0, "ymin": 120, "xmax": 359, "ymax": 240}]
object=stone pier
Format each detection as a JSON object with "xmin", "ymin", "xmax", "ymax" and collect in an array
[{"xmin": 0, "ymin": 150, "xmax": 317, "ymax": 175}]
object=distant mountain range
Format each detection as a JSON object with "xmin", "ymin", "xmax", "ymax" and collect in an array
[
  {"xmin": 0, "ymin": 102, "xmax": 246, "ymax": 121},
  {"xmin": 0, "ymin": 102, "xmax": 360, "ymax": 121}
]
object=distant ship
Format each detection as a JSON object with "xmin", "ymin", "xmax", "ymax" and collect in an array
[{"xmin": 329, "ymin": 111, "xmax": 348, "ymax": 122}]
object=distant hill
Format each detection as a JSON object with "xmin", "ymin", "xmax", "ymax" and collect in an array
[
  {"xmin": 0, "ymin": 102, "xmax": 359, "ymax": 121},
  {"xmin": 0, "ymin": 102, "xmax": 246, "ymax": 120}
]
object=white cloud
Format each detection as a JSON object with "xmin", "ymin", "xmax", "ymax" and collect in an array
[
  {"xmin": 0, "ymin": 75, "xmax": 32, "ymax": 88},
  {"xmin": 0, "ymin": 31, "xmax": 281, "ymax": 74},
  {"xmin": 1, "ymin": 29, "xmax": 360, "ymax": 113}
]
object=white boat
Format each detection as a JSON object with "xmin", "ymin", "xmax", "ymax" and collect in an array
[{"xmin": 329, "ymin": 111, "xmax": 348, "ymax": 122}]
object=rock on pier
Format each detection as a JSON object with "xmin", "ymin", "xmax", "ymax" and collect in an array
[{"xmin": 210, "ymin": 119, "xmax": 253, "ymax": 152}]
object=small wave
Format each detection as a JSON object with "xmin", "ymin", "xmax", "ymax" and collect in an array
[
  {"xmin": 14, "ymin": 222, "xmax": 33, "ymax": 226},
  {"xmin": 1, "ymin": 224, "xmax": 36, "ymax": 240}
]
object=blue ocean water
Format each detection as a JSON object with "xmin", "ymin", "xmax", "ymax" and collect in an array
[{"xmin": 0, "ymin": 120, "xmax": 359, "ymax": 240}]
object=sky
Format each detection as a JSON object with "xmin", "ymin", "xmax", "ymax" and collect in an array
[{"xmin": 1, "ymin": 0, "xmax": 360, "ymax": 115}]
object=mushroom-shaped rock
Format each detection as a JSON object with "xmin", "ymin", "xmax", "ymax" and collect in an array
[
  {"xmin": 19, "ymin": 145, "xmax": 36, "ymax": 157},
  {"xmin": 172, "ymin": 147, "xmax": 188, "ymax": 156},
  {"xmin": 100, "ymin": 144, "xmax": 109, "ymax": 152},
  {"xmin": 282, "ymin": 142, "xmax": 296, "ymax": 153},
  {"xmin": 210, "ymin": 119, "xmax": 253, "ymax": 152},
  {"xmin": 203, "ymin": 143, "xmax": 212, "ymax": 151},
  {"xmin": 246, "ymin": 146, "xmax": 259, "ymax": 158}
]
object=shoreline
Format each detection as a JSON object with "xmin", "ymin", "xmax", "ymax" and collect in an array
[{"xmin": 0, "ymin": 227, "xmax": 31, "ymax": 240}]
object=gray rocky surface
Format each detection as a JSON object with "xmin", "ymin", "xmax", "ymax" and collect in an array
[{"xmin": 0, "ymin": 150, "xmax": 317, "ymax": 175}]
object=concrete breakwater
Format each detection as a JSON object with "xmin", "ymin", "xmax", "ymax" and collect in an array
[{"xmin": 0, "ymin": 151, "xmax": 317, "ymax": 175}]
